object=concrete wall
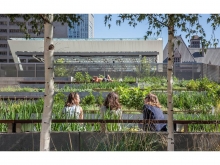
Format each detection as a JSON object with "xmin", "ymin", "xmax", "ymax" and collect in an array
[{"xmin": 1, "ymin": 132, "xmax": 220, "ymax": 151}]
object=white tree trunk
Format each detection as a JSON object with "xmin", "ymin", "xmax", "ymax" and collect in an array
[
  {"xmin": 40, "ymin": 14, "xmax": 54, "ymax": 151},
  {"xmin": 167, "ymin": 15, "xmax": 174, "ymax": 151}
]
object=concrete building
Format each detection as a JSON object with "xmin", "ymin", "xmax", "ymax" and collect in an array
[
  {"xmin": 7, "ymin": 38, "xmax": 163, "ymax": 65},
  {"xmin": 0, "ymin": 14, "xmax": 93, "ymax": 63},
  {"xmin": 7, "ymin": 38, "xmax": 163, "ymax": 77}
]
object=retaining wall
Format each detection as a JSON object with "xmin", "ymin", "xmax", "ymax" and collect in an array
[{"xmin": 0, "ymin": 132, "xmax": 220, "ymax": 151}]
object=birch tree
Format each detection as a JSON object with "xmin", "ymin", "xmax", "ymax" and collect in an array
[
  {"xmin": 7, "ymin": 14, "xmax": 81, "ymax": 151},
  {"xmin": 104, "ymin": 14, "xmax": 207, "ymax": 151}
]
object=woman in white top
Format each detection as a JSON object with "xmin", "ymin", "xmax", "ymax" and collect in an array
[
  {"xmin": 100, "ymin": 92, "xmax": 122, "ymax": 132},
  {"xmin": 62, "ymin": 92, "xmax": 83, "ymax": 131},
  {"xmin": 63, "ymin": 92, "xmax": 83, "ymax": 119}
]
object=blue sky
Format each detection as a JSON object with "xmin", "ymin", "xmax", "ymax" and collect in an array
[{"xmin": 94, "ymin": 14, "xmax": 220, "ymax": 49}]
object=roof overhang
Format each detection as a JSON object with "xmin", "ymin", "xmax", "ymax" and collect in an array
[{"xmin": 8, "ymin": 38, "xmax": 163, "ymax": 70}]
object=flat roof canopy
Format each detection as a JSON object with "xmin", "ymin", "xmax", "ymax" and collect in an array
[
  {"xmin": 16, "ymin": 51, "xmax": 159, "ymax": 56},
  {"xmin": 8, "ymin": 38, "xmax": 163, "ymax": 70}
]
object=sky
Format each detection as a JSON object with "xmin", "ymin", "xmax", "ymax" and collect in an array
[
  {"xmin": 94, "ymin": 14, "xmax": 220, "ymax": 49},
  {"xmin": 2, "ymin": 1, "xmax": 220, "ymax": 49}
]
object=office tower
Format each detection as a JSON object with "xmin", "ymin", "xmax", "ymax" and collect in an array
[
  {"xmin": 67, "ymin": 14, "xmax": 94, "ymax": 38},
  {"xmin": 0, "ymin": 14, "xmax": 94, "ymax": 63}
]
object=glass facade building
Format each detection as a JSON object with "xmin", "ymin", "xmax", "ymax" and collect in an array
[{"xmin": 67, "ymin": 14, "xmax": 94, "ymax": 39}]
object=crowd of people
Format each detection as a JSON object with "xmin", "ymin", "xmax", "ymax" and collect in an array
[{"xmin": 63, "ymin": 91, "xmax": 168, "ymax": 132}]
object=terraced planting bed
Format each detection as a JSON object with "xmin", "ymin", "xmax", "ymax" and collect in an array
[{"xmin": 1, "ymin": 76, "xmax": 220, "ymax": 133}]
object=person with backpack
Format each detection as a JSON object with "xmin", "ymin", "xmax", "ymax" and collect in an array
[{"xmin": 142, "ymin": 93, "xmax": 167, "ymax": 131}]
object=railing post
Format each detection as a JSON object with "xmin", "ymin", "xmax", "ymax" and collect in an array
[
  {"xmin": 184, "ymin": 124, "xmax": 188, "ymax": 133},
  {"xmin": 17, "ymin": 64, "xmax": 18, "ymax": 77},
  {"xmin": 16, "ymin": 123, "xmax": 21, "ymax": 133},
  {"xmin": 174, "ymin": 63, "xmax": 176, "ymax": 78},
  {"xmin": 7, "ymin": 123, "xmax": 13, "ymax": 133},
  {"xmin": 35, "ymin": 63, "xmax": 37, "ymax": 77},
  {"xmin": 7, "ymin": 123, "xmax": 16, "ymax": 133},
  {"xmin": 7, "ymin": 122, "xmax": 21, "ymax": 133}
]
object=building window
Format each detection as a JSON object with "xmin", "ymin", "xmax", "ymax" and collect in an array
[
  {"xmin": 9, "ymin": 36, "xmax": 18, "ymax": 38},
  {"xmin": 0, "ymin": 51, "xmax": 7, "ymax": 55},
  {"xmin": 0, "ymin": 29, "xmax": 7, "ymax": 33},
  {"xmin": 0, "ymin": 44, "xmax": 7, "ymax": 48},
  {"xmin": 0, "ymin": 14, "xmax": 7, "ymax": 18},
  {"xmin": 28, "ymin": 29, "xmax": 33, "ymax": 33},
  {"xmin": 0, "ymin": 59, "xmax": 7, "ymax": 62},
  {"xmin": 174, "ymin": 57, "xmax": 181, "ymax": 63},
  {"xmin": 9, "ymin": 29, "xmax": 22, "ymax": 33},
  {"xmin": 28, "ymin": 29, "xmax": 43, "ymax": 33},
  {"xmin": 28, "ymin": 22, "xmax": 32, "ymax": 26},
  {"xmin": 28, "ymin": 59, "xmax": 39, "ymax": 63},
  {"xmin": 0, "ymin": 36, "xmax": 7, "ymax": 40},
  {"xmin": 0, "ymin": 21, "xmax": 7, "ymax": 25},
  {"xmin": 9, "ymin": 21, "xmax": 24, "ymax": 25},
  {"xmin": 20, "ymin": 59, "xmax": 26, "ymax": 63}
]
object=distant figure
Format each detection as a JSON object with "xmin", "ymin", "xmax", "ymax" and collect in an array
[
  {"xmin": 100, "ymin": 92, "xmax": 122, "ymax": 132},
  {"xmin": 142, "ymin": 93, "xmax": 167, "ymax": 131},
  {"xmin": 102, "ymin": 74, "xmax": 113, "ymax": 82},
  {"xmin": 91, "ymin": 74, "xmax": 113, "ymax": 83}
]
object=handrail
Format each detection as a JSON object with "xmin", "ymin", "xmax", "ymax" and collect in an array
[
  {"xmin": 2, "ymin": 119, "xmax": 220, "ymax": 133},
  {"xmin": 1, "ymin": 119, "xmax": 220, "ymax": 124}
]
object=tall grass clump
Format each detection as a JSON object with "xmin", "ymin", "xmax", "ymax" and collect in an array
[{"xmin": 94, "ymin": 133, "xmax": 167, "ymax": 151}]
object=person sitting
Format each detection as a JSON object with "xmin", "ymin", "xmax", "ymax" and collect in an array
[
  {"xmin": 63, "ymin": 92, "xmax": 83, "ymax": 119},
  {"xmin": 142, "ymin": 93, "xmax": 167, "ymax": 131},
  {"xmin": 91, "ymin": 76, "xmax": 103, "ymax": 83},
  {"xmin": 91, "ymin": 75, "xmax": 113, "ymax": 83},
  {"xmin": 102, "ymin": 74, "xmax": 113, "ymax": 82},
  {"xmin": 100, "ymin": 92, "xmax": 122, "ymax": 132}
]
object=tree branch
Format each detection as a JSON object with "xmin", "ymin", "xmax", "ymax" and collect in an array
[
  {"xmin": 149, "ymin": 15, "xmax": 168, "ymax": 27},
  {"xmin": 40, "ymin": 14, "xmax": 51, "ymax": 24}
]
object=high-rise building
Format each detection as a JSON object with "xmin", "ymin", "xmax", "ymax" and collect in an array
[
  {"xmin": 0, "ymin": 14, "xmax": 94, "ymax": 63},
  {"xmin": 67, "ymin": 14, "xmax": 94, "ymax": 38}
]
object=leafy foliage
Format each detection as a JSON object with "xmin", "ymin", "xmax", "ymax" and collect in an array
[
  {"xmin": 54, "ymin": 58, "xmax": 69, "ymax": 77},
  {"xmin": 6, "ymin": 14, "xmax": 82, "ymax": 38},
  {"xmin": 81, "ymin": 92, "xmax": 96, "ymax": 105},
  {"xmin": 74, "ymin": 72, "xmax": 85, "ymax": 82},
  {"xmin": 115, "ymin": 86, "xmax": 151, "ymax": 110},
  {"xmin": 104, "ymin": 14, "xmax": 209, "ymax": 47}
]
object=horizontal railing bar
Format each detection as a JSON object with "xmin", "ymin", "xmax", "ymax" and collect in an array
[{"xmin": 1, "ymin": 119, "xmax": 220, "ymax": 124}]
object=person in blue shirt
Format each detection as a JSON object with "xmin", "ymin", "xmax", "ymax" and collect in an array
[{"xmin": 143, "ymin": 93, "xmax": 167, "ymax": 131}]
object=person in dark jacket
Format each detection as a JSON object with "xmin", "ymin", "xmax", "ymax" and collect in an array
[{"xmin": 143, "ymin": 93, "xmax": 167, "ymax": 131}]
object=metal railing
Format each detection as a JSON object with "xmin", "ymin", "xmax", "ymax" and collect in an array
[
  {"xmin": 1, "ymin": 119, "xmax": 220, "ymax": 133},
  {"xmin": 0, "ymin": 63, "xmax": 219, "ymax": 82}
]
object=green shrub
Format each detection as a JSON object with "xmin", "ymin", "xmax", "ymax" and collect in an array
[
  {"xmin": 74, "ymin": 72, "xmax": 85, "ymax": 82},
  {"xmin": 96, "ymin": 92, "xmax": 104, "ymax": 106},
  {"xmin": 81, "ymin": 92, "xmax": 96, "ymax": 105}
]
